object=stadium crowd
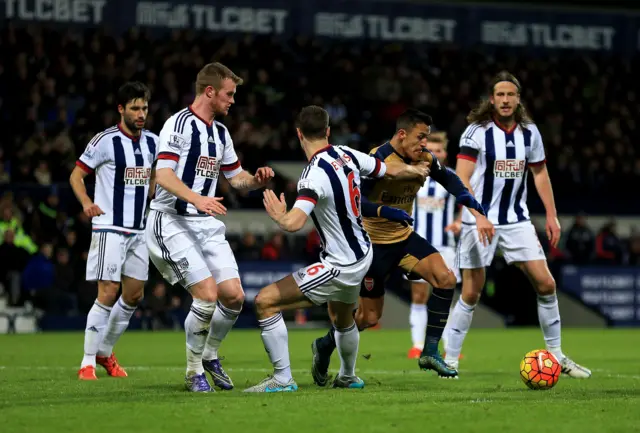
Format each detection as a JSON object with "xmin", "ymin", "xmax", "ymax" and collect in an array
[{"xmin": 0, "ymin": 25, "xmax": 638, "ymax": 319}]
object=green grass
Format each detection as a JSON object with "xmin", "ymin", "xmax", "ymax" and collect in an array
[{"xmin": 1, "ymin": 329, "xmax": 639, "ymax": 433}]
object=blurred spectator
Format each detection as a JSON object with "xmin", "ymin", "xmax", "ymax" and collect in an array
[
  {"xmin": 595, "ymin": 221, "xmax": 624, "ymax": 265},
  {"xmin": 261, "ymin": 232, "xmax": 287, "ymax": 261},
  {"xmin": 627, "ymin": 230, "xmax": 640, "ymax": 266},
  {"xmin": 237, "ymin": 231, "xmax": 262, "ymax": 261},
  {"xmin": 0, "ymin": 205, "xmax": 37, "ymax": 254},
  {"xmin": 565, "ymin": 214, "xmax": 595, "ymax": 264},
  {"xmin": 21, "ymin": 242, "xmax": 55, "ymax": 309},
  {"xmin": 143, "ymin": 281, "xmax": 179, "ymax": 330},
  {"xmin": 0, "ymin": 229, "xmax": 31, "ymax": 304}
]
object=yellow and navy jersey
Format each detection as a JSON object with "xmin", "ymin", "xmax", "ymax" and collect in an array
[{"xmin": 362, "ymin": 142, "xmax": 445, "ymax": 244}]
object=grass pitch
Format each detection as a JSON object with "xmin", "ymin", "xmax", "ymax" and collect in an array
[{"xmin": 1, "ymin": 328, "xmax": 639, "ymax": 433}]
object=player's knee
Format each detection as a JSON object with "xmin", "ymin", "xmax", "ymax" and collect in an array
[
  {"xmin": 358, "ymin": 309, "xmax": 380, "ymax": 330},
  {"xmin": 122, "ymin": 290, "xmax": 144, "ymax": 306},
  {"xmin": 535, "ymin": 275, "xmax": 556, "ymax": 296},
  {"xmin": 97, "ymin": 281, "xmax": 120, "ymax": 306},
  {"xmin": 434, "ymin": 269, "xmax": 457, "ymax": 289},
  {"xmin": 224, "ymin": 288, "xmax": 245, "ymax": 310},
  {"xmin": 253, "ymin": 290, "xmax": 277, "ymax": 318},
  {"xmin": 460, "ymin": 291, "xmax": 480, "ymax": 307}
]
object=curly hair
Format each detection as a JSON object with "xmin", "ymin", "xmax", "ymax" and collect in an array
[{"xmin": 467, "ymin": 71, "xmax": 533, "ymax": 127}]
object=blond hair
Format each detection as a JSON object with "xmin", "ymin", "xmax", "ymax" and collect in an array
[
  {"xmin": 195, "ymin": 62, "xmax": 243, "ymax": 95},
  {"xmin": 428, "ymin": 131, "xmax": 449, "ymax": 149}
]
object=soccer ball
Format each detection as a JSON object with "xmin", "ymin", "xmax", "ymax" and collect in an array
[{"xmin": 519, "ymin": 349, "xmax": 561, "ymax": 390}]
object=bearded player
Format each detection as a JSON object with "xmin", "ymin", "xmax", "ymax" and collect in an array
[{"xmin": 443, "ymin": 71, "xmax": 591, "ymax": 378}]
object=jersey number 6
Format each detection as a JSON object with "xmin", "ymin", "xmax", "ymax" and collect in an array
[
  {"xmin": 347, "ymin": 172, "xmax": 361, "ymax": 218},
  {"xmin": 307, "ymin": 264, "xmax": 325, "ymax": 276}
]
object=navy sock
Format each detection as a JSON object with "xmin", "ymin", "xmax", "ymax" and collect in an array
[
  {"xmin": 317, "ymin": 327, "xmax": 336, "ymax": 353},
  {"xmin": 422, "ymin": 288, "xmax": 454, "ymax": 356}
]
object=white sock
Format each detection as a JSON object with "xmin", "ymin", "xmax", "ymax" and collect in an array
[
  {"xmin": 184, "ymin": 299, "xmax": 216, "ymax": 375},
  {"xmin": 258, "ymin": 312, "xmax": 291, "ymax": 384},
  {"xmin": 97, "ymin": 296, "xmax": 137, "ymax": 357},
  {"xmin": 409, "ymin": 303, "xmax": 427, "ymax": 349},
  {"xmin": 537, "ymin": 294, "xmax": 564, "ymax": 361},
  {"xmin": 203, "ymin": 301, "xmax": 241, "ymax": 360},
  {"xmin": 336, "ymin": 323, "xmax": 359, "ymax": 377},
  {"xmin": 444, "ymin": 298, "xmax": 475, "ymax": 364},
  {"xmin": 81, "ymin": 300, "xmax": 112, "ymax": 368}
]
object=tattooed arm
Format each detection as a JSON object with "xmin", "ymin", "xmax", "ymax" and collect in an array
[{"xmin": 227, "ymin": 167, "xmax": 275, "ymax": 191}]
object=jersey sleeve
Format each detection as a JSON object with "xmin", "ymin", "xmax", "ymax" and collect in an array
[
  {"xmin": 338, "ymin": 146, "xmax": 386, "ymax": 178},
  {"xmin": 293, "ymin": 167, "xmax": 328, "ymax": 215},
  {"xmin": 156, "ymin": 122, "xmax": 186, "ymax": 171},
  {"xmin": 528, "ymin": 124, "xmax": 546, "ymax": 166},
  {"xmin": 76, "ymin": 133, "xmax": 110, "ymax": 173},
  {"xmin": 457, "ymin": 124, "xmax": 483, "ymax": 163},
  {"xmin": 219, "ymin": 125, "xmax": 243, "ymax": 178}
]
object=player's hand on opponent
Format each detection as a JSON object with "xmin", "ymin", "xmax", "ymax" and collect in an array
[
  {"xmin": 263, "ymin": 189, "xmax": 287, "ymax": 221},
  {"xmin": 410, "ymin": 162, "xmax": 431, "ymax": 182},
  {"xmin": 193, "ymin": 196, "xmax": 227, "ymax": 217},
  {"xmin": 83, "ymin": 203, "xmax": 105, "ymax": 218},
  {"xmin": 546, "ymin": 215, "xmax": 561, "ymax": 248},
  {"xmin": 475, "ymin": 214, "xmax": 495, "ymax": 246},
  {"xmin": 254, "ymin": 167, "xmax": 275, "ymax": 186},
  {"xmin": 444, "ymin": 220, "xmax": 462, "ymax": 236},
  {"xmin": 379, "ymin": 206, "xmax": 414, "ymax": 225}
]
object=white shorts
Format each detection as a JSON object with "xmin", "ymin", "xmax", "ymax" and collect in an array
[
  {"xmin": 146, "ymin": 210, "xmax": 239, "ymax": 289},
  {"xmin": 457, "ymin": 220, "xmax": 546, "ymax": 269},
  {"xmin": 86, "ymin": 230, "xmax": 148, "ymax": 282},
  {"xmin": 405, "ymin": 246, "xmax": 461, "ymax": 284},
  {"xmin": 293, "ymin": 249, "xmax": 373, "ymax": 306}
]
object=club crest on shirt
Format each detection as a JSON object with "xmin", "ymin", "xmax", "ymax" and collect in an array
[
  {"xmin": 147, "ymin": 153, "xmax": 155, "ymax": 165},
  {"xmin": 364, "ymin": 277, "xmax": 375, "ymax": 291}
]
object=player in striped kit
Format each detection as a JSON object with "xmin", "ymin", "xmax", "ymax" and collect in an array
[
  {"xmin": 244, "ymin": 106, "xmax": 429, "ymax": 392},
  {"xmin": 406, "ymin": 131, "xmax": 462, "ymax": 359},
  {"xmin": 70, "ymin": 82, "xmax": 159, "ymax": 380},
  {"xmin": 444, "ymin": 71, "xmax": 591, "ymax": 378},
  {"xmin": 146, "ymin": 62, "xmax": 275, "ymax": 392}
]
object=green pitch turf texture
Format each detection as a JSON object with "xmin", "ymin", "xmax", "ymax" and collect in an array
[{"xmin": 1, "ymin": 329, "xmax": 639, "ymax": 433}]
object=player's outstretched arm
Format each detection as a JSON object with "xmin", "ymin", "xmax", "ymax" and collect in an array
[
  {"xmin": 156, "ymin": 168, "xmax": 227, "ymax": 216},
  {"xmin": 454, "ymin": 158, "xmax": 495, "ymax": 245},
  {"xmin": 263, "ymin": 189, "xmax": 308, "ymax": 232},
  {"xmin": 69, "ymin": 166, "xmax": 104, "ymax": 218},
  {"xmin": 530, "ymin": 163, "xmax": 561, "ymax": 248},
  {"xmin": 384, "ymin": 161, "xmax": 430, "ymax": 182},
  {"xmin": 361, "ymin": 196, "xmax": 414, "ymax": 224},
  {"xmin": 227, "ymin": 167, "xmax": 275, "ymax": 191}
]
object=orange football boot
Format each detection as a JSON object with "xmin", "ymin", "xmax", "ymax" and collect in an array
[
  {"xmin": 443, "ymin": 351, "xmax": 464, "ymax": 360},
  {"xmin": 96, "ymin": 353, "xmax": 128, "ymax": 377},
  {"xmin": 78, "ymin": 365, "xmax": 98, "ymax": 380},
  {"xmin": 407, "ymin": 347, "xmax": 422, "ymax": 359}
]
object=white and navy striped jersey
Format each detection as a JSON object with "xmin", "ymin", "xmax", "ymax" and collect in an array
[
  {"xmin": 457, "ymin": 121, "xmax": 546, "ymax": 226},
  {"xmin": 151, "ymin": 106, "xmax": 243, "ymax": 216},
  {"xmin": 76, "ymin": 124, "xmax": 159, "ymax": 233},
  {"xmin": 413, "ymin": 174, "xmax": 457, "ymax": 249},
  {"xmin": 294, "ymin": 145, "xmax": 386, "ymax": 267}
]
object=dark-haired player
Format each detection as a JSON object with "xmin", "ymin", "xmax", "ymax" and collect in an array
[
  {"xmin": 444, "ymin": 71, "xmax": 590, "ymax": 378},
  {"xmin": 311, "ymin": 109, "xmax": 488, "ymax": 382},
  {"xmin": 71, "ymin": 82, "xmax": 159, "ymax": 380}
]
